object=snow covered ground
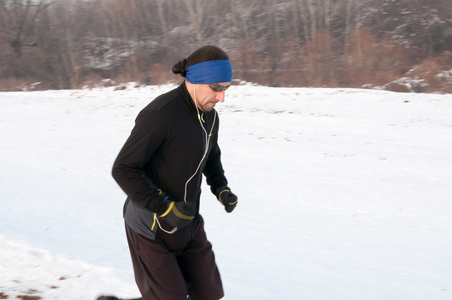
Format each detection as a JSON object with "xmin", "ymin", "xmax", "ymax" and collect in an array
[{"xmin": 1, "ymin": 83, "xmax": 452, "ymax": 300}]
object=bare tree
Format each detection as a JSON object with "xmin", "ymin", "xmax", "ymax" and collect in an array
[
  {"xmin": 343, "ymin": 0, "xmax": 357, "ymax": 45},
  {"xmin": 0, "ymin": 0, "xmax": 58, "ymax": 57},
  {"xmin": 181, "ymin": 0, "xmax": 216, "ymax": 43},
  {"xmin": 231, "ymin": 0, "xmax": 261, "ymax": 42},
  {"xmin": 1, "ymin": 0, "xmax": 451, "ymax": 90},
  {"xmin": 155, "ymin": 0, "xmax": 168, "ymax": 33}
]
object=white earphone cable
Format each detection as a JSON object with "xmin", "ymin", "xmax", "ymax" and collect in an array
[
  {"xmin": 183, "ymin": 85, "xmax": 216, "ymax": 203},
  {"xmin": 158, "ymin": 84, "xmax": 217, "ymax": 234}
]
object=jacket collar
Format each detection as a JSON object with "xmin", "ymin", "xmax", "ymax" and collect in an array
[
  {"xmin": 178, "ymin": 81, "xmax": 198, "ymax": 113},
  {"xmin": 178, "ymin": 81, "xmax": 216, "ymax": 120}
]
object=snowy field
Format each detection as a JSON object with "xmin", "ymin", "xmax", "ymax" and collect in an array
[{"xmin": 1, "ymin": 83, "xmax": 452, "ymax": 300}]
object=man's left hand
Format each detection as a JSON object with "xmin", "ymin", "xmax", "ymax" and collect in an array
[{"xmin": 216, "ymin": 186, "xmax": 238, "ymax": 213}]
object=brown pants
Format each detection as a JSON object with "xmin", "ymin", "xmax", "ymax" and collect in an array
[{"xmin": 125, "ymin": 215, "xmax": 224, "ymax": 300}]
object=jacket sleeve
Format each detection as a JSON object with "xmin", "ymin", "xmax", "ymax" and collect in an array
[
  {"xmin": 203, "ymin": 121, "xmax": 228, "ymax": 194},
  {"xmin": 112, "ymin": 108, "xmax": 165, "ymax": 211}
]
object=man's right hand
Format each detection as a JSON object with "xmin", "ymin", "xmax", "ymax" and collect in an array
[
  {"xmin": 159, "ymin": 201, "xmax": 195, "ymax": 229},
  {"xmin": 153, "ymin": 190, "xmax": 174, "ymax": 216}
]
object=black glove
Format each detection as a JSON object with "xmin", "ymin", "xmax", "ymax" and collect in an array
[
  {"xmin": 216, "ymin": 186, "xmax": 238, "ymax": 213},
  {"xmin": 159, "ymin": 201, "xmax": 195, "ymax": 230},
  {"xmin": 152, "ymin": 190, "xmax": 173, "ymax": 216}
]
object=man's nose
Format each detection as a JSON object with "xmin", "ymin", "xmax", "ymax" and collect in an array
[{"xmin": 215, "ymin": 91, "xmax": 225, "ymax": 102}]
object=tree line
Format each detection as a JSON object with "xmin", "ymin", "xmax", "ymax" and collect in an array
[{"xmin": 1, "ymin": 0, "xmax": 451, "ymax": 90}]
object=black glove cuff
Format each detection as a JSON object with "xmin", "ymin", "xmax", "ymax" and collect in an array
[
  {"xmin": 216, "ymin": 186, "xmax": 230, "ymax": 204},
  {"xmin": 216, "ymin": 185, "xmax": 230, "ymax": 195},
  {"xmin": 152, "ymin": 190, "xmax": 172, "ymax": 215}
]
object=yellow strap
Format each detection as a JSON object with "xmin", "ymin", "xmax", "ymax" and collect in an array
[
  {"xmin": 160, "ymin": 201, "xmax": 174, "ymax": 217},
  {"xmin": 218, "ymin": 189, "xmax": 231, "ymax": 205},
  {"xmin": 200, "ymin": 113, "xmax": 205, "ymax": 123},
  {"xmin": 151, "ymin": 213, "xmax": 157, "ymax": 231},
  {"xmin": 172, "ymin": 205, "xmax": 195, "ymax": 220}
]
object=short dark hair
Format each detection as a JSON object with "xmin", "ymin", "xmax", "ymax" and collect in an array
[{"xmin": 172, "ymin": 45, "xmax": 229, "ymax": 78}]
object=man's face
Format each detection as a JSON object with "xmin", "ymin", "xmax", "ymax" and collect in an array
[{"xmin": 193, "ymin": 82, "xmax": 230, "ymax": 112}]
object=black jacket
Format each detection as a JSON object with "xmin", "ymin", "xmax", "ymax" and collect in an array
[{"xmin": 112, "ymin": 82, "xmax": 228, "ymax": 238}]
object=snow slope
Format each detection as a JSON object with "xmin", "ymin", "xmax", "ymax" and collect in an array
[{"xmin": 1, "ymin": 84, "xmax": 452, "ymax": 300}]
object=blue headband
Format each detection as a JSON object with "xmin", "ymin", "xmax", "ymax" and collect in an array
[{"xmin": 186, "ymin": 59, "xmax": 233, "ymax": 84}]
